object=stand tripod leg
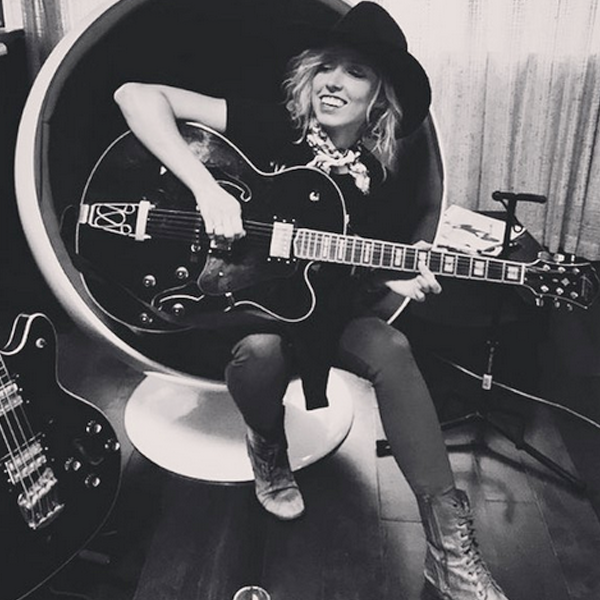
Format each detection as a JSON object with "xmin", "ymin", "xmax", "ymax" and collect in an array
[{"xmin": 484, "ymin": 416, "xmax": 586, "ymax": 493}]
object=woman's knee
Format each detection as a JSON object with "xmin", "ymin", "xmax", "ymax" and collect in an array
[
  {"xmin": 230, "ymin": 333, "xmax": 288, "ymax": 368},
  {"xmin": 342, "ymin": 317, "xmax": 414, "ymax": 362}
]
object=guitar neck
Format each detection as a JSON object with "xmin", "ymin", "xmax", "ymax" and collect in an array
[{"xmin": 294, "ymin": 228, "xmax": 526, "ymax": 286}]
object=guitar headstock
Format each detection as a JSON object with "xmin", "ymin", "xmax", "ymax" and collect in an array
[{"xmin": 524, "ymin": 252, "xmax": 600, "ymax": 310}]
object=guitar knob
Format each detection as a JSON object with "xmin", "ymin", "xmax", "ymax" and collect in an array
[
  {"xmin": 86, "ymin": 420, "xmax": 103, "ymax": 435},
  {"xmin": 142, "ymin": 274, "xmax": 157, "ymax": 288},
  {"xmin": 104, "ymin": 438, "xmax": 120, "ymax": 453},
  {"xmin": 175, "ymin": 267, "xmax": 189, "ymax": 280},
  {"xmin": 171, "ymin": 303, "xmax": 185, "ymax": 316},
  {"xmin": 139, "ymin": 312, "xmax": 153, "ymax": 325},
  {"xmin": 35, "ymin": 337, "xmax": 48, "ymax": 349},
  {"xmin": 65, "ymin": 457, "xmax": 82, "ymax": 472},
  {"xmin": 85, "ymin": 474, "xmax": 101, "ymax": 489}
]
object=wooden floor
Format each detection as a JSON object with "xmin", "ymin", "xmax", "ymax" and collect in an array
[{"xmin": 14, "ymin": 307, "xmax": 600, "ymax": 600}]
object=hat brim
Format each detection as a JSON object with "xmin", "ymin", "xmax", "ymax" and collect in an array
[
  {"xmin": 304, "ymin": 2, "xmax": 431, "ymax": 137},
  {"xmin": 322, "ymin": 29, "xmax": 431, "ymax": 137}
]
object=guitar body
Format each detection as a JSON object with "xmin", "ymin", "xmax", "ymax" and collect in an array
[
  {"xmin": 76, "ymin": 123, "xmax": 348, "ymax": 331},
  {"xmin": 0, "ymin": 313, "xmax": 121, "ymax": 600}
]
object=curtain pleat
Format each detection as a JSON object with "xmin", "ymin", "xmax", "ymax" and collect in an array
[
  {"xmin": 381, "ymin": 0, "xmax": 600, "ymax": 259},
  {"xmin": 13, "ymin": 0, "xmax": 600, "ymax": 259}
]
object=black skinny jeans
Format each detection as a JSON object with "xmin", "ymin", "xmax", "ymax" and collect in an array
[{"xmin": 225, "ymin": 316, "xmax": 454, "ymax": 497}]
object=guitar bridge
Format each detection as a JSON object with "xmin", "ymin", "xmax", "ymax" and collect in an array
[{"xmin": 18, "ymin": 467, "xmax": 64, "ymax": 530}]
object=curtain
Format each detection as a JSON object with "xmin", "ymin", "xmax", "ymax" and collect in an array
[
  {"xmin": 10, "ymin": 0, "xmax": 117, "ymax": 74},
  {"xmin": 373, "ymin": 0, "xmax": 600, "ymax": 260},
  {"xmin": 13, "ymin": 0, "xmax": 600, "ymax": 259}
]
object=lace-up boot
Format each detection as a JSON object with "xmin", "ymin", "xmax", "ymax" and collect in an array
[
  {"xmin": 245, "ymin": 426, "xmax": 305, "ymax": 520},
  {"xmin": 417, "ymin": 488, "xmax": 509, "ymax": 600}
]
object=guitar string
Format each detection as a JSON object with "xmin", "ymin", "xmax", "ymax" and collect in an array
[
  {"xmin": 10, "ymin": 332, "xmax": 63, "ymax": 522},
  {"xmin": 145, "ymin": 218, "xmax": 435, "ymax": 267},
  {"xmin": 144, "ymin": 228, "xmax": 273, "ymax": 250},
  {"xmin": 145, "ymin": 222, "xmax": 273, "ymax": 248},
  {"xmin": 0, "ymin": 354, "xmax": 46, "ymax": 522},
  {"xmin": 11, "ymin": 371, "xmax": 58, "ymax": 523},
  {"xmin": 3, "ymin": 354, "xmax": 57, "ymax": 524},
  {"xmin": 145, "ymin": 215, "xmax": 457, "ymax": 270},
  {"xmin": 0, "ymin": 328, "xmax": 62, "ymax": 524},
  {"xmin": 143, "ymin": 211, "xmax": 534, "ymax": 289}
]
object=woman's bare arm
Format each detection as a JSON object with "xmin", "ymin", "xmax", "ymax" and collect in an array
[{"xmin": 113, "ymin": 82, "xmax": 244, "ymax": 240}]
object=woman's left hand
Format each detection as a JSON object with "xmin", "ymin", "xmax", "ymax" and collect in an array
[{"xmin": 383, "ymin": 241, "xmax": 442, "ymax": 302}]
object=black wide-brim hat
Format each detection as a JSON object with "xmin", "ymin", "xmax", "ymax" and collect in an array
[{"xmin": 323, "ymin": 2, "xmax": 431, "ymax": 137}]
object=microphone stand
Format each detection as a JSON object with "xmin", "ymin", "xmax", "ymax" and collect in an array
[
  {"xmin": 377, "ymin": 191, "xmax": 586, "ymax": 494},
  {"xmin": 440, "ymin": 191, "xmax": 585, "ymax": 492}
]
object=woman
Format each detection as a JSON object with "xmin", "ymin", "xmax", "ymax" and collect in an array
[{"xmin": 114, "ymin": 3, "xmax": 509, "ymax": 599}]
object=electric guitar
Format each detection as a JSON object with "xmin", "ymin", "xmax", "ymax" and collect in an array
[
  {"xmin": 75, "ymin": 122, "xmax": 599, "ymax": 332},
  {"xmin": 0, "ymin": 313, "xmax": 121, "ymax": 600}
]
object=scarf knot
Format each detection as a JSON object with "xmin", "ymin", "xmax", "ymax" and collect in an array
[{"xmin": 305, "ymin": 121, "xmax": 371, "ymax": 195}]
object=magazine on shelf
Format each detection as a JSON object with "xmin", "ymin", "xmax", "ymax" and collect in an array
[{"xmin": 434, "ymin": 204, "xmax": 526, "ymax": 256}]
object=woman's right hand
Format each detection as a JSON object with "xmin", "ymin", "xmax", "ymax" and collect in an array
[
  {"xmin": 194, "ymin": 182, "xmax": 245, "ymax": 242},
  {"xmin": 114, "ymin": 83, "xmax": 243, "ymax": 241}
]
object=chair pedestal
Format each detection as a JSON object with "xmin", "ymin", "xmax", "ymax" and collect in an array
[{"xmin": 124, "ymin": 368, "xmax": 355, "ymax": 483}]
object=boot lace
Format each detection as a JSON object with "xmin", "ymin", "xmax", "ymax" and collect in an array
[{"xmin": 457, "ymin": 513, "xmax": 495, "ymax": 593}]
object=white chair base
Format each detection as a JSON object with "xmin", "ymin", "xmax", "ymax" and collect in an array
[{"xmin": 124, "ymin": 369, "xmax": 355, "ymax": 483}]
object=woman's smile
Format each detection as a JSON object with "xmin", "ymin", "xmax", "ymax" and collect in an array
[
  {"xmin": 319, "ymin": 94, "xmax": 347, "ymax": 109},
  {"xmin": 311, "ymin": 47, "xmax": 380, "ymax": 147}
]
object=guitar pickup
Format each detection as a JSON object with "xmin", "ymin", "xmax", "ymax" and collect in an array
[
  {"xmin": 5, "ymin": 440, "xmax": 47, "ymax": 484},
  {"xmin": 0, "ymin": 381, "xmax": 22, "ymax": 417},
  {"xmin": 269, "ymin": 220, "xmax": 295, "ymax": 261}
]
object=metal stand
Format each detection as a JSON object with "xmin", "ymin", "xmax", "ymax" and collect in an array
[{"xmin": 377, "ymin": 191, "xmax": 586, "ymax": 494}]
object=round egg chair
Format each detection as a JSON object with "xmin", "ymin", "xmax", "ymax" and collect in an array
[{"xmin": 15, "ymin": 0, "xmax": 445, "ymax": 482}]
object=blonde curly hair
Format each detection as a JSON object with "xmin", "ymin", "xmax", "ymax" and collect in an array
[{"xmin": 282, "ymin": 47, "xmax": 403, "ymax": 170}]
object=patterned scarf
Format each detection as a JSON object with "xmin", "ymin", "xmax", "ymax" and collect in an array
[{"xmin": 305, "ymin": 120, "xmax": 371, "ymax": 195}]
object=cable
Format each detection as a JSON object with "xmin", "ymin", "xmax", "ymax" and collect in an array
[
  {"xmin": 48, "ymin": 585, "xmax": 93, "ymax": 600},
  {"xmin": 433, "ymin": 353, "xmax": 600, "ymax": 432}
]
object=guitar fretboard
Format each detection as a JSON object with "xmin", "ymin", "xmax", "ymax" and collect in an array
[{"xmin": 294, "ymin": 229, "xmax": 525, "ymax": 285}]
